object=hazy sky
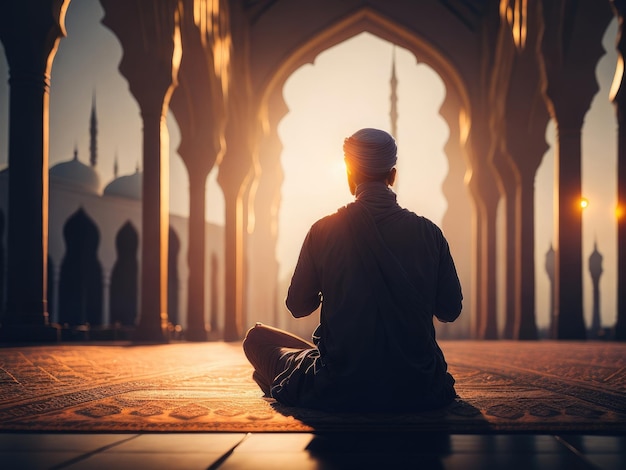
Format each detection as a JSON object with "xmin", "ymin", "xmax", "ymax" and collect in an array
[{"xmin": 0, "ymin": 1, "xmax": 620, "ymax": 331}]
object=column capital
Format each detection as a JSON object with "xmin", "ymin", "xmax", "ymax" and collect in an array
[
  {"xmin": 0, "ymin": 0, "xmax": 70, "ymax": 76},
  {"xmin": 539, "ymin": 0, "xmax": 613, "ymax": 126},
  {"xmin": 100, "ymin": 0, "xmax": 182, "ymax": 113}
]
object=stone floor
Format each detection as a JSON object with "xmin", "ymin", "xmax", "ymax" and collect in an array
[{"xmin": 1, "ymin": 431, "xmax": 625, "ymax": 469}]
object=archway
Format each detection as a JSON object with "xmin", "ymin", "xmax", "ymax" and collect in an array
[
  {"xmin": 275, "ymin": 34, "xmax": 451, "ymax": 336},
  {"xmin": 109, "ymin": 221, "xmax": 139, "ymax": 326},
  {"xmin": 58, "ymin": 208, "xmax": 103, "ymax": 326},
  {"xmin": 252, "ymin": 9, "xmax": 473, "ymax": 337}
]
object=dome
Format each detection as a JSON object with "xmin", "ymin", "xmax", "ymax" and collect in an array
[
  {"xmin": 49, "ymin": 149, "xmax": 101, "ymax": 195},
  {"xmin": 103, "ymin": 170, "xmax": 142, "ymax": 200}
]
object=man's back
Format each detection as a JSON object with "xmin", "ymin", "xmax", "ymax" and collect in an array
[{"xmin": 282, "ymin": 181, "xmax": 462, "ymax": 411}]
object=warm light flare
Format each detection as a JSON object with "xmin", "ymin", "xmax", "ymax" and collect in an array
[
  {"xmin": 610, "ymin": 55, "xmax": 624, "ymax": 102},
  {"xmin": 331, "ymin": 159, "xmax": 348, "ymax": 181},
  {"xmin": 616, "ymin": 205, "xmax": 624, "ymax": 220},
  {"xmin": 580, "ymin": 197, "xmax": 589, "ymax": 210},
  {"xmin": 501, "ymin": 0, "xmax": 527, "ymax": 50}
]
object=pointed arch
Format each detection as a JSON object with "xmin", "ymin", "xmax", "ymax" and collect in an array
[
  {"xmin": 58, "ymin": 208, "xmax": 103, "ymax": 326},
  {"xmin": 257, "ymin": 7, "xmax": 471, "ymax": 133},
  {"xmin": 252, "ymin": 6, "xmax": 475, "ymax": 336},
  {"xmin": 110, "ymin": 221, "xmax": 139, "ymax": 326}
]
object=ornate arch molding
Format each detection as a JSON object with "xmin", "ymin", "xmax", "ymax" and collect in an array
[
  {"xmin": 248, "ymin": 7, "xmax": 477, "ymax": 336},
  {"xmin": 257, "ymin": 7, "xmax": 472, "ymax": 134},
  {"xmin": 254, "ymin": 7, "xmax": 477, "ymax": 217}
]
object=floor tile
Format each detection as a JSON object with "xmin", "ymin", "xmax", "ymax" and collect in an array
[
  {"xmin": 558, "ymin": 435, "xmax": 626, "ymax": 470},
  {"xmin": 560, "ymin": 435, "xmax": 626, "ymax": 454},
  {"xmin": 105, "ymin": 432, "xmax": 247, "ymax": 453},
  {"xmin": 218, "ymin": 433, "xmax": 598, "ymax": 470},
  {"xmin": 447, "ymin": 434, "xmax": 565, "ymax": 454},
  {"xmin": 0, "ymin": 433, "xmax": 135, "ymax": 452},
  {"xmin": 217, "ymin": 451, "xmax": 318, "ymax": 470},
  {"xmin": 1, "ymin": 432, "xmax": 624, "ymax": 469},
  {"xmin": 1, "ymin": 451, "xmax": 82, "ymax": 470},
  {"xmin": 63, "ymin": 452, "xmax": 229, "ymax": 470},
  {"xmin": 229, "ymin": 433, "xmax": 315, "ymax": 453},
  {"xmin": 58, "ymin": 433, "xmax": 249, "ymax": 470},
  {"xmin": 441, "ymin": 452, "xmax": 596, "ymax": 470}
]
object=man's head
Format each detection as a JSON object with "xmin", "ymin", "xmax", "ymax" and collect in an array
[{"xmin": 343, "ymin": 128, "xmax": 397, "ymax": 194}]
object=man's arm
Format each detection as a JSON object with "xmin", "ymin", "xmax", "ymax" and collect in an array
[
  {"xmin": 285, "ymin": 230, "xmax": 322, "ymax": 318},
  {"xmin": 434, "ymin": 239, "xmax": 463, "ymax": 323}
]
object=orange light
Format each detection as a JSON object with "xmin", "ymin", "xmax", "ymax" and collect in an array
[
  {"xmin": 616, "ymin": 205, "xmax": 624, "ymax": 219},
  {"xmin": 580, "ymin": 198, "xmax": 589, "ymax": 210}
]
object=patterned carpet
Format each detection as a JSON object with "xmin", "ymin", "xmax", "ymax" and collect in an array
[{"xmin": 0, "ymin": 341, "xmax": 625, "ymax": 433}]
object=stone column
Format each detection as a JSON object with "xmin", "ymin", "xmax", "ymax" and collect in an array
[
  {"xmin": 492, "ymin": 148, "xmax": 518, "ymax": 340},
  {"xmin": 439, "ymin": 89, "xmax": 472, "ymax": 339},
  {"xmin": 52, "ymin": 263, "xmax": 61, "ymax": 325},
  {"xmin": 499, "ymin": 0, "xmax": 550, "ymax": 340},
  {"xmin": 218, "ymin": 138, "xmax": 253, "ymax": 341},
  {"xmin": 209, "ymin": 253, "xmax": 219, "ymax": 335},
  {"xmin": 0, "ymin": 0, "xmax": 71, "ymax": 342},
  {"xmin": 169, "ymin": 0, "xmax": 229, "ymax": 341},
  {"xmin": 218, "ymin": 1, "xmax": 255, "ymax": 341},
  {"xmin": 100, "ymin": 0, "xmax": 182, "ymax": 342},
  {"xmin": 612, "ymin": 0, "xmax": 626, "ymax": 340},
  {"xmin": 249, "ymin": 87, "xmax": 285, "ymax": 328},
  {"xmin": 102, "ymin": 269, "xmax": 111, "ymax": 326},
  {"xmin": 185, "ymin": 169, "xmax": 210, "ymax": 339},
  {"xmin": 545, "ymin": 244, "xmax": 556, "ymax": 337},
  {"xmin": 466, "ymin": 113, "xmax": 500, "ymax": 339},
  {"xmin": 486, "ymin": 6, "xmax": 518, "ymax": 341},
  {"xmin": 539, "ymin": 0, "xmax": 613, "ymax": 339}
]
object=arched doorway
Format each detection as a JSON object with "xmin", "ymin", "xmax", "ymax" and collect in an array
[
  {"xmin": 58, "ymin": 208, "xmax": 103, "ymax": 326},
  {"xmin": 109, "ymin": 221, "xmax": 139, "ymax": 326},
  {"xmin": 251, "ymin": 9, "xmax": 473, "ymax": 337}
]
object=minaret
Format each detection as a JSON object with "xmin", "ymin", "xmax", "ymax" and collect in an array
[
  {"xmin": 113, "ymin": 151, "xmax": 119, "ymax": 179},
  {"xmin": 89, "ymin": 92, "xmax": 97, "ymax": 167},
  {"xmin": 390, "ymin": 46, "xmax": 398, "ymax": 138},
  {"xmin": 389, "ymin": 45, "xmax": 398, "ymax": 192},
  {"xmin": 588, "ymin": 239, "xmax": 603, "ymax": 335}
]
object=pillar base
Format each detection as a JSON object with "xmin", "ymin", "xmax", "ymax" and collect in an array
[
  {"xmin": 0, "ymin": 324, "xmax": 61, "ymax": 343},
  {"xmin": 185, "ymin": 327, "xmax": 208, "ymax": 342},
  {"xmin": 132, "ymin": 324, "xmax": 169, "ymax": 344}
]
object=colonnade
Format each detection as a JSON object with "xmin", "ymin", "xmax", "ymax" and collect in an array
[{"xmin": 1, "ymin": 0, "xmax": 625, "ymax": 342}]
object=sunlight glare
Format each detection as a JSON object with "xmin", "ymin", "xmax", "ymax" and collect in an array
[
  {"xmin": 580, "ymin": 197, "xmax": 589, "ymax": 210},
  {"xmin": 277, "ymin": 33, "xmax": 448, "ymax": 281}
]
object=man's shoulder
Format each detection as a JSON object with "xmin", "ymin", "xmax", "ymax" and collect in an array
[
  {"xmin": 396, "ymin": 210, "xmax": 446, "ymax": 238},
  {"xmin": 306, "ymin": 205, "xmax": 352, "ymax": 240},
  {"xmin": 311, "ymin": 205, "xmax": 349, "ymax": 229}
]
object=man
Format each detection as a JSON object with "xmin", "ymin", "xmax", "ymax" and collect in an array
[{"xmin": 243, "ymin": 128, "xmax": 462, "ymax": 412}]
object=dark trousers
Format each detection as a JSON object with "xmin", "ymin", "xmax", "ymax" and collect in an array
[{"xmin": 242, "ymin": 323, "xmax": 315, "ymax": 396}]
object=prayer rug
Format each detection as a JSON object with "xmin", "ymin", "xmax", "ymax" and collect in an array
[{"xmin": 0, "ymin": 341, "xmax": 624, "ymax": 433}]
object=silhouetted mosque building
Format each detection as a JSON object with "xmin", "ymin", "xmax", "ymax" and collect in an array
[{"xmin": 0, "ymin": 100, "xmax": 226, "ymax": 337}]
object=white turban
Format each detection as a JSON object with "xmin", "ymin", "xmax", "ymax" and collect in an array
[{"xmin": 343, "ymin": 128, "xmax": 397, "ymax": 177}]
